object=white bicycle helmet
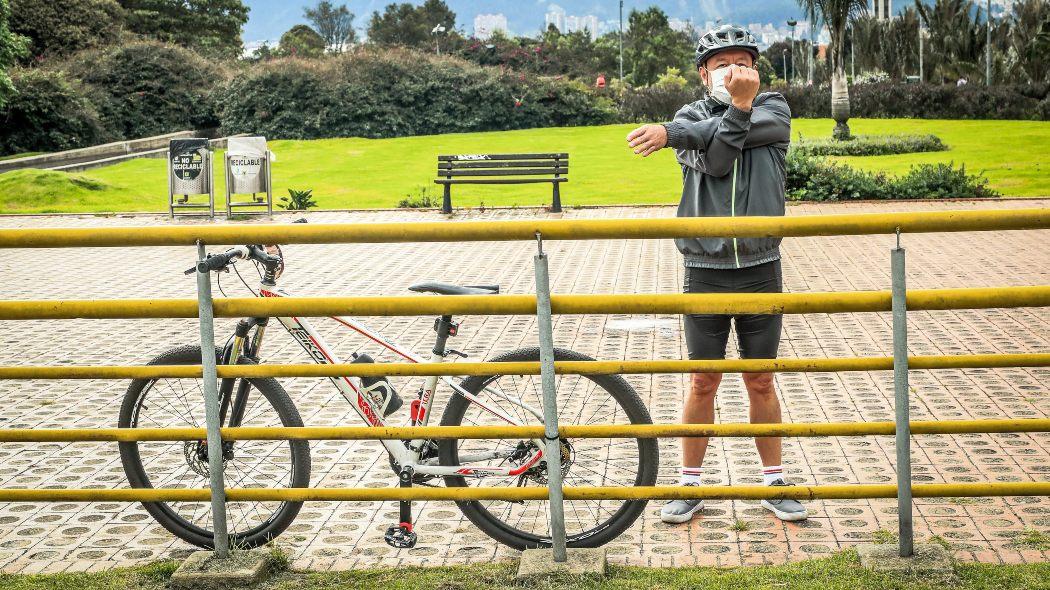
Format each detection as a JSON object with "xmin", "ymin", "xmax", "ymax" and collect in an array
[{"xmin": 695, "ymin": 24, "xmax": 759, "ymax": 68}]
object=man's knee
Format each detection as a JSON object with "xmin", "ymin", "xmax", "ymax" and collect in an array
[
  {"xmin": 742, "ymin": 372, "xmax": 775, "ymax": 395},
  {"xmin": 689, "ymin": 373, "xmax": 721, "ymax": 400}
]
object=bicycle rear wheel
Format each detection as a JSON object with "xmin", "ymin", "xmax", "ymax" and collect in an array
[
  {"xmin": 118, "ymin": 345, "xmax": 311, "ymax": 549},
  {"xmin": 438, "ymin": 347, "xmax": 658, "ymax": 549}
]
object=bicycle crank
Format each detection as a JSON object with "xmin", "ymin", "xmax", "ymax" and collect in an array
[{"xmin": 384, "ymin": 466, "xmax": 418, "ymax": 549}]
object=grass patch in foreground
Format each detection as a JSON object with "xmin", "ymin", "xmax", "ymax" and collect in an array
[
  {"xmin": 1, "ymin": 551, "xmax": 1048, "ymax": 590},
  {"xmin": 0, "ymin": 118, "xmax": 1046, "ymax": 213}
]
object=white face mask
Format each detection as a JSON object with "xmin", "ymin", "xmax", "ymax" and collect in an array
[{"xmin": 706, "ymin": 67, "xmax": 731, "ymax": 105}]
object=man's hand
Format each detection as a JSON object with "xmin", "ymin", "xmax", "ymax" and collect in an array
[
  {"xmin": 724, "ymin": 65, "xmax": 760, "ymax": 112},
  {"xmin": 626, "ymin": 124, "xmax": 668, "ymax": 157}
]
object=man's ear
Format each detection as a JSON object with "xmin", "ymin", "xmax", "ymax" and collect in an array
[{"xmin": 698, "ymin": 66, "xmax": 708, "ymax": 86}]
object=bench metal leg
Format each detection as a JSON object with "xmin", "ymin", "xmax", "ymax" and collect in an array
[
  {"xmin": 551, "ymin": 182, "xmax": 562, "ymax": 213},
  {"xmin": 442, "ymin": 184, "xmax": 452, "ymax": 214}
]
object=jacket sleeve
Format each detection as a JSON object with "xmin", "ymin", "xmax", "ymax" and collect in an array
[
  {"xmin": 663, "ymin": 92, "xmax": 789, "ymax": 157},
  {"xmin": 664, "ymin": 106, "xmax": 751, "ymax": 177}
]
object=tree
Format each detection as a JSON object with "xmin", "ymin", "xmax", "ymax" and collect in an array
[
  {"xmin": 279, "ymin": 24, "xmax": 325, "ymax": 57},
  {"xmin": 797, "ymin": 0, "xmax": 868, "ymax": 139},
  {"xmin": 304, "ymin": 1, "xmax": 355, "ymax": 52},
  {"xmin": 623, "ymin": 7, "xmax": 692, "ymax": 87},
  {"xmin": 118, "ymin": 0, "xmax": 248, "ymax": 58},
  {"xmin": 10, "ymin": 0, "xmax": 123, "ymax": 60},
  {"xmin": 0, "ymin": 0, "xmax": 27, "ymax": 109},
  {"xmin": 1008, "ymin": 0, "xmax": 1050, "ymax": 84},
  {"xmin": 367, "ymin": 0, "xmax": 455, "ymax": 48},
  {"xmin": 916, "ymin": 0, "xmax": 986, "ymax": 83}
]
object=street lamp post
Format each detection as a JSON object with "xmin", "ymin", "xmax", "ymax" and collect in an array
[
  {"xmin": 782, "ymin": 48, "xmax": 788, "ymax": 81},
  {"xmin": 618, "ymin": 0, "xmax": 624, "ymax": 84},
  {"xmin": 787, "ymin": 19, "xmax": 797, "ymax": 85},
  {"xmin": 918, "ymin": 22, "xmax": 924, "ymax": 82},
  {"xmin": 432, "ymin": 24, "xmax": 446, "ymax": 55},
  {"xmin": 985, "ymin": 0, "xmax": 992, "ymax": 85}
]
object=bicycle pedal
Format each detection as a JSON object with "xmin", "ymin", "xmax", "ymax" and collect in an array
[{"xmin": 384, "ymin": 523, "xmax": 417, "ymax": 548}]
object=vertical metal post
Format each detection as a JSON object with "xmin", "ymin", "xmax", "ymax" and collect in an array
[
  {"xmin": 618, "ymin": 0, "xmax": 624, "ymax": 84},
  {"xmin": 891, "ymin": 235, "xmax": 914, "ymax": 558},
  {"xmin": 196, "ymin": 241, "xmax": 230, "ymax": 558},
  {"xmin": 534, "ymin": 233, "xmax": 568, "ymax": 562}
]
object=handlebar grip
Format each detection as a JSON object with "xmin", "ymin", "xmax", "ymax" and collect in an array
[{"xmin": 198, "ymin": 252, "xmax": 233, "ymax": 273}]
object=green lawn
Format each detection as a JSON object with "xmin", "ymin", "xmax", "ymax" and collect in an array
[
  {"xmin": 0, "ymin": 119, "xmax": 1047, "ymax": 214},
  {"xmin": 1, "ymin": 552, "xmax": 1048, "ymax": 590}
]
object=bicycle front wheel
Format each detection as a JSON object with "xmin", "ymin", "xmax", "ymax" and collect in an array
[
  {"xmin": 438, "ymin": 347, "xmax": 658, "ymax": 549},
  {"xmin": 118, "ymin": 345, "xmax": 311, "ymax": 549}
]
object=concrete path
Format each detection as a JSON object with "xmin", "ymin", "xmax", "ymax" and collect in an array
[{"xmin": 0, "ymin": 200, "xmax": 1046, "ymax": 574}]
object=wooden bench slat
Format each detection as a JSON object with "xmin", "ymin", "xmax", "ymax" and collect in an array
[
  {"xmin": 438, "ymin": 168, "xmax": 566, "ymax": 177},
  {"xmin": 438, "ymin": 160, "xmax": 569, "ymax": 170},
  {"xmin": 437, "ymin": 153, "xmax": 568, "ymax": 161},
  {"xmin": 434, "ymin": 178, "xmax": 568, "ymax": 185}
]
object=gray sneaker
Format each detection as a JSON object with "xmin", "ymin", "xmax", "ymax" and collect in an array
[
  {"xmin": 761, "ymin": 479, "xmax": 809, "ymax": 522},
  {"xmin": 660, "ymin": 483, "xmax": 704, "ymax": 524}
]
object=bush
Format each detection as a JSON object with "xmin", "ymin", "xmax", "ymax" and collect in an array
[
  {"xmin": 779, "ymin": 82, "xmax": 1050, "ymax": 120},
  {"xmin": 63, "ymin": 41, "xmax": 226, "ymax": 139},
  {"xmin": 619, "ymin": 84, "xmax": 703, "ymax": 122},
  {"xmin": 894, "ymin": 163, "xmax": 998, "ymax": 199},
  {"xmin": 793, "ymin": 134, "xmax": 946, "ymax": 156},
  {"xmin": 10, "ymin": 0, "xmax": 123, "ymax": 60},
  {"xmin": 786, "ymin": 150, "xmax": 998, "ymax": 201},
  {"xmin": 219, "ymin": 48, "xmax": 616, "ymax": 140},
  {"xmin": 0, "ymin": 69, "xmax": 108, "ymax": 155}
]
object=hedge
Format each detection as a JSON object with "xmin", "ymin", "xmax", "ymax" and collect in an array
[
  {"xmin": 218, "ymin": 48, "xmax": 616, "ymax": 139},
  {"xmin": 0, "ymin": 69, "xmax": 108, "ymax": 155},
  {"xmin": 777, "ymin": 82, "xmax": 1050, "ymax": 120},
  {"xmin": 785, "ymin": 149, "xmax": 997, "ymax": 201},
  {"xmin": 792, "ymin": 134, "xmax": 946, "ymax": 156},
  {"xmin": 62, "ymin": 41, "xmax": 226, "ymax": 140}
]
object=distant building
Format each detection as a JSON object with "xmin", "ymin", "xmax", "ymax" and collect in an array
[
  {"xmin": 545, "ymin": 4, "xmax": 565, "ymax": 33},
  {"xmin": 872, "ymin": 0, "xmax": 893, "ymax": 20},
  {"xmin": 564, "ymin": 14, "xmax": 599, "ymax": 40},
  {"xmin": 474, "ymin": 13, "xmax": 508, "ymax": 40}
]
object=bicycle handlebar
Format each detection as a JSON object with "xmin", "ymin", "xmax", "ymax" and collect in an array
[{"xmin": 183, "ymin": 244, "xmax": 280, "ymax": 275}]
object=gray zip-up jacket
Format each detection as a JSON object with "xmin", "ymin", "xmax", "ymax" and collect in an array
[{"xmin": 663, "ymin": 92, "xmax": 791, "ymax": 269}]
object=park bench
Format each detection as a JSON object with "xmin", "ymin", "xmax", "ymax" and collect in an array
[{"xmin": 435, "ymin": 153, "xmax": 568, "ymax": 214}]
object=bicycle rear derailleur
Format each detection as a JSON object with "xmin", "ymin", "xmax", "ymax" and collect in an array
[{"xmin": 384, "ymin": 467, "xmax": 419, "ymax": 549}]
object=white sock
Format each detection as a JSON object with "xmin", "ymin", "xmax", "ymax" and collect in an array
[
  {"xmin": 762, "ymin": 465, "xmax": 784, "ymax": 486},
  {"xmin": 680, "ymin": 467, "xmax": 702, "ymax": 485}
]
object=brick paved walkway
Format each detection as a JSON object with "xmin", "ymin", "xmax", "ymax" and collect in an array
[{"xmin": 0, "ymin": 200, "xmax": 1047, "ymax": 574}]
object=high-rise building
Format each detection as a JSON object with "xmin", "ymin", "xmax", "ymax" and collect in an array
[
  {"xmin": 474, "ymin": 13, "xmax": 508, "ymax": 40},
  {"xmin": 544, "ymin": 4, "xmax": 566, "ymax": 33},
  {"xmin": 872, "ymin": 0, "xmax": 893, "ymax": 20}
]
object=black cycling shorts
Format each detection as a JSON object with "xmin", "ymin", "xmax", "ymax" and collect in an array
[{"xmin": 683, "ymin": 259, "xmax": 783, "ymax": 360}]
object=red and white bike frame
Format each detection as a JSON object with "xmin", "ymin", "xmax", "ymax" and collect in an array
[{"xmin": 257, "ymin": 285, "xmax": 546, "ymax": 478}]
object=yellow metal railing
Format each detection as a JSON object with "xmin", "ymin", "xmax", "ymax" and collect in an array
[{"xmin": 0, "ymin": 208, "xmax": 1048, "ymax": 561}]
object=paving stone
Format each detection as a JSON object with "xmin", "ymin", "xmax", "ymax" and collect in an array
[{"xmin": 0, "ymin": 201, "xmax": 1047, "ymax": 573}]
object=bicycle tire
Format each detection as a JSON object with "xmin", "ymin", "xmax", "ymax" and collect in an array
[
  {"xmin": 438, "ymin": 347, "xmax": 658, "ymax": 550},
  {"xmin": 118, "ymin": 344, "xmax": 311, "ymax": 549}
]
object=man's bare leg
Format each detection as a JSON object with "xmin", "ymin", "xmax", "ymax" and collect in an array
[
  {"xmin": 682, "ymin": 372, "xmax": 722, "ymax": 467},
  {"xmin": 742, "ymin": 371, "xmax": 781, "ymax": 466},
  {"xmin": 661, "ymin": 372, "xmax": 722, "ymax": 523},
  {"xmin": 743, "ymin": 371, "xmax": 808, "ymax": 521}
]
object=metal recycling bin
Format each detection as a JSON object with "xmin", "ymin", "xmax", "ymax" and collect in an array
[
  {"xmin": 168, "ymin": 138, "xmax": 214, "ymax": 217},
  {"xmin": 225, "ymin": 136, "xmax": 273, "ymax": 216}
]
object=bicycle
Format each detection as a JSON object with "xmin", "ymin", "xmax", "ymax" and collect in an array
[{"xmin": 117, "ymin": 240, "xmax": 658, "ymax": 551}]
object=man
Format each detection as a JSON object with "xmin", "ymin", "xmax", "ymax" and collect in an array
[{"xmin": 626, "ymin": 24, "xmax": 806, "ymax": 524}]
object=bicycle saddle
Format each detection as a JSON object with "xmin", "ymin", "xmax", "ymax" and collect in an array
[{"xmin": 408, "ymin": 282, "xmax": 500, "ymax": 296}]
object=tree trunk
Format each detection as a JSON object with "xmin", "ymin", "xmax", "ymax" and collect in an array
[
  {"xmin": 831, "ymin": 69, "xmax": 851, "ymax": 140},
  {"xmin": 830, "ymin": 26, "xmax": 852, "ymax": 141}
]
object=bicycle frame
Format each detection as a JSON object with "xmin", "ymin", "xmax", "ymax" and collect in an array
[{"xmin": 239, "ymin": 282, "xmax": 547, "ymax": 479}]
